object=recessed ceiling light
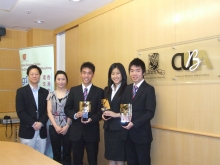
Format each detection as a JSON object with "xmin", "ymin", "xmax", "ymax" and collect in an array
[
  {"xmin": 34, "ymin": 20, "xmax": 44, "ymax": 23},
  {"xmin": 26, "ymin": 10, "xmax": 31, "ymax": 14},
  {"xmin": 69, "ymin": 0, "xmax": 81, "ymax": 2}
]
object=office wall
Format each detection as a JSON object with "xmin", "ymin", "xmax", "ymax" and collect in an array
[
  {"xmin": 64, "ymin": 0, "xmax": 220, "ymax": 164},
  {"xmin": 0, "ymin": 28, "xmax": 55, "ymax": 141},
  {"xmin": 0, "ymin": 29, "xmax": 27, "ymax": 117}
]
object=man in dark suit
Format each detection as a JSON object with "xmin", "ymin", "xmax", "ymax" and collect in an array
[
  {"xmin": 16, "ymin": 65, "xmax": 48, "ymax": 154},
  {"xmin": 64, "ymin": 62, "xmax": 104, "ymax": 165},
  {"xmin": 121, "ymin": 58, "xmax": 156, "ymax": 165}
]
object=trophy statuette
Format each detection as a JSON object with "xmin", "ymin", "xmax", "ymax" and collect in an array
[
  {"xmin": 79, "ymin": 101, "xmax": 91, "ymax": 121},
  {"xmin": 120, "ymin": 104, "xmax": 132, "ymax": 126},
  {"xmin": 101, "ymin": 99, "xmax": 111, "ymax": 119}
]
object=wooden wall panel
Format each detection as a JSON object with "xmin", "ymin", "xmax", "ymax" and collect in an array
[
  {"xmin": 152, "ymin": 128, "xmax": 220, "ymax": 165},
  {"xmin": 0, "ymin": 70, "xmax": 21, "ymax": 90},
  {"xmin": 0, "ymin": 50, "xmax": 20, "ymax": 69},
  {"xmin": 175, "ymin": 0, "xmax": 220, "ymax": 42},
  {"xmin": 131, "ymin": 0, "xmax": 176, "ymax": 49},
  {"xmin": 0, "ymin": 29, "xmax": 27, "ymax": 49},
  {"xmin": 27, "ymin": 29, "xmax": 55, "ymax": 47},
  {"xmin": 65, "ymin": 27, "xmax": 80, "ymax": 88},
  {"xmin": 151, "ymin": 85, "xmax": 177, "ymax": 127},
  {"xmin": 78, "ymin": 3, "xmax": 135, "ymax": 88},
  {"xmin": 0, "ymin": 91, "xmax": 17, "ymax": 113},
  {"xmin": 176, "ymin": 84, "xmax": 220, "ymax": 134},
  {"xmin": 0, "ymin": 29, "xmax": 26, "ymax": 114}
]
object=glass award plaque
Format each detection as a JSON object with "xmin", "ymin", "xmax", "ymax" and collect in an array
[
  {"xmin": 120, "ymin": 104, "xmax": 132, "ymax": 126},
  {"xmin": 79, "ymin": 101, "xmax": 91, "ymax": 121}
]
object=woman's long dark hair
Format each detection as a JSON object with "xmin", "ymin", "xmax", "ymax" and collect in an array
[{"xmin": 106, "ymin": 63, "xmax": 127, "ymax": 97}]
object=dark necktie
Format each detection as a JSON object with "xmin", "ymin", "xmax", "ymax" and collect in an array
[
  {"xmin": 132, "ymin": 85, "xmax": 138, "ymax": 99},
  {"xmin": 84, "ymin": 88, "xmax": 88, "ymax": 101}
]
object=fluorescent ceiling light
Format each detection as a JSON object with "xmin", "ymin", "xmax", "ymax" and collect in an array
[
  {"xmin": 69, "ymin": 0, "xmax": 81, "ymax": 2},
  {"xmin": 34, "ymin": 20, "xmax": 44, "ymax": 23}
]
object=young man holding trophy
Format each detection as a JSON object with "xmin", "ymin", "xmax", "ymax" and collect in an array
[
  {"xmin": 121, "ymin": 58, "xmax": 156, "ymax": 165},
  {"xmin": 64, "ymin": 62, "xmax": 104, "ymax": 165}
]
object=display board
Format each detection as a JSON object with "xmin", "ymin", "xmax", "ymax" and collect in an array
[{"xmin": 137, "ymin": 36, "xmax": 220, "ymax": 85}]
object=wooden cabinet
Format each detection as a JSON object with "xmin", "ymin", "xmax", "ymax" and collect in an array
[{"xmin": 0, "ymin": 124, "xmax": 19, "ymax": 142}]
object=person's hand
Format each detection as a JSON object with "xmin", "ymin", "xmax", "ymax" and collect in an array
[
  {"xmin": 102, "ymin": 114, "xmax": 111, "ymax": 121},
  {"xmin": 33, "ymin": 122, "xmax": 42, "ymax": 131},
  {"xmin": 122, "ymin": 122, "xmax": 134, "ymax": 130},
  {"xmin": 60, "ymin": 125, "xmax": 69, "ymax": 135},
  {"xmin": 54, "ymin": 125, "xmax": 62, "ymax": 134},
  {"xmin": 76, "ymin": 112, "xmax": 83, "ymax": 119},
  {"xmin": 104, "ymin": 110, "xmax": 120, "ymax": 118},
  {"xmin": 81, "ymin": 118, "xmax": 92, "ymax": 124}
]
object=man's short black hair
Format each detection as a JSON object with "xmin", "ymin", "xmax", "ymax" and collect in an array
[
  {"xmin": 26, "ymin": 65, "xmax": 42, "ymax": 75},
  {"xmin": 80, "ymin": 62, "xmax": 95, "ymax": 73},
  {"xmin": 128, "ymin": 58, "xmax": 146, "ymax": 74}
]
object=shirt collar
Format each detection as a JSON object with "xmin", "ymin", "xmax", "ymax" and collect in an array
[
  {"xmin": 111, "ymin": 83, "xmax": 121, "ymax": 91},
  {"xmin": 82, "ymin": 83, "xmax": 92, "ymax": 91},
  {"xmin": 134, "ymin": 79, "xmax": 144, "ymax": 88},
  {"xmin": 29, "ymin": 84, "xmax": 40, "ymax": 91}
]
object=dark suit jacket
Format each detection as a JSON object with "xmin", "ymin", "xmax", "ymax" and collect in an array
[
  {"xmin": 64, "ymin": 84, "xmax": 104, "ymax": 142},
  {"xmin": 121, "ymin": 81, "xmax": 156, "ymax": 144},
  {"xmin": 103, "ymin": 86, "xmax": 123, "ymax": 131},
  {"xmin": 16, "ymin": 84, "xmax": 48, "ymax": 139}
]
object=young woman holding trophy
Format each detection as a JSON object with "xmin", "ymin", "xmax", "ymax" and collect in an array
[{"xmin": 102, "ymin": 63, "xmax": 127, "ymax": 165}]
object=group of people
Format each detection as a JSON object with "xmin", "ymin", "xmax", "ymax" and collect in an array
[{"xmin": 15, "ymin": 58, "xmax": 156, "ymax": 165}]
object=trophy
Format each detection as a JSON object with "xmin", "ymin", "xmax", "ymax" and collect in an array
[
  {"xmin": 79, "ymin": 101, "xmax": 91, "ymax": 121},
  {"xmin": 120, "ymin": 104, "xmax": 132, "ymax": 126},
  {"xmin": 101, "ymin": 99, "xmax": 111, "ymax": 119}
]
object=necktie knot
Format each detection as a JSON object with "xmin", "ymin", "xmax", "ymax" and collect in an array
[
  {"xmin": 132, "ymin": 85, "xmax": 138, "ymax": 99},
  {"xmin": 134, "ymin": 85, "xmax": 138, "ymax": 91}
]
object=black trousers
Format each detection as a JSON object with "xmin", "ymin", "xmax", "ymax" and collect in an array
[
  {"xmin": 125, "ymin": 134, "xmax": 151, "ymax": 165},
  {"xmin": 49, "ymin": 125, "xmax": 72, "ymax": 165},
  {"xmin": 71, "ymin": 136, "xmax": 99, "ymax": 165}
]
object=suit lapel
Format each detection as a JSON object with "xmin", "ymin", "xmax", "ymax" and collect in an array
[
  {"xmin": 126, "ymin": 85, "xmax": 133, "ymax": 104},
  {"xmin": 107, "ymin": 88, "xmax": 112, "ymax": 103},
  {"xmin": 111, "ymin": 86, "xmax": 121, "ymax": 102},
  {"xmin": 86, "ymin": 85, "xmax": 95, "ymax": 101},
  {"xmin": 26, "ymin": 85, "xmax": 37, "ymax": 109},
  {"xmin": 78, "ymin": 85, "xmax": 84, "ymax": 101},
  {"xmin": 38, "ymin": 88, "xmax": 44, "ymax": 111}
]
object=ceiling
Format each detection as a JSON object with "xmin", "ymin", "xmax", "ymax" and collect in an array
[{"xmin": 0, "ymin": 0, "xmax": 114, "ymax": 31}]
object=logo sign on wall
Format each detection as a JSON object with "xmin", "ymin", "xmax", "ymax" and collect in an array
[
  {"xmin": 137, "ymin": 37, "xmax": 220, "ymax": 85},
  {"xmin": 19, "ymin": 45, "xmax": 54, "ymax": 91}
]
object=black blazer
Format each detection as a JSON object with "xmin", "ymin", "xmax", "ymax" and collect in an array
[
  {"xmin": 103, "ymin": 86, "xmax": 123, "ymax": 131},
  {"xmin": 64, "ymin": 84, "xmax": 104, "ymax": 142},
  {"xmin": 121, "ymin": 81, "xmax": 156, "ymax": 144},
  {"xmin": 16, "ymin": 85, "xmax": 48, "ymax": 139}
]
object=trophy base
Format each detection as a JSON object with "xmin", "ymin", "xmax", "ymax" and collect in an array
[
  {"xmin": 121, "ymin": 122, "xmax": 129, "ymax": 126},
  {"xmin": 82, "ymin": 118, "xmax": 88, "ymax": 121}
]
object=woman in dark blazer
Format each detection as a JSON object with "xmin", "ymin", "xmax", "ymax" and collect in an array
[{"xmin": 102, "ymin": 63, "xmax": 127, "ymax": 165}]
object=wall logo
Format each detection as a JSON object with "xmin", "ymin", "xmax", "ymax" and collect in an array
[
  {"xmin": 146, "ymin": 53, "xmax": 165, "ymax": 75},
  {"xmin": 22, "ymin": 54, "xmax": 26, "ymax": 60},
  {"xmin": 171, "ymin": 50, "xmax": 213, "ymax": 71}
]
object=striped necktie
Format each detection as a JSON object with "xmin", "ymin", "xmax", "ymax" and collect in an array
[
  {"xmin": 84, "ymin": 88, "xmax": 88, "ymax": 101},
  {"xmin": 132, "ymin": 85, "xmax": 138, "ymax": 99}
]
